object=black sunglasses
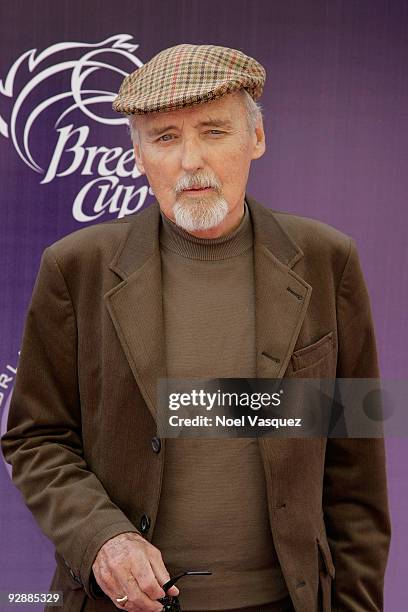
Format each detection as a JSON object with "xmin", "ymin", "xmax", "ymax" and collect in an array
[{"xmin": 158, "ymin": 570, "xmax": 212, "ymax": 611}]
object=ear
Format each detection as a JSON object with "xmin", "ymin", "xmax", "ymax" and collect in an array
[
  {"xmin": 251, "ymin": 117, "xmax": 266, "ymax": 160},
  {"xmin": 133, "ymin": 143, "xmax": 146, "ymax": 175}
]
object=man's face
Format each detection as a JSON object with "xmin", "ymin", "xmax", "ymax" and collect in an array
[{"xmin": 132, "ymin": 91, "xmax": 265, "ymax": 237}]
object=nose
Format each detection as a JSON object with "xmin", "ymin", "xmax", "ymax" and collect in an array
[{"xmin": 180, "ymin": 135, "xmax": 205, "ymax": 173}]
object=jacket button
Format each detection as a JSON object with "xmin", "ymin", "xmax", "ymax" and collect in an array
[
  {"xmin": 140, "ymin": 514, "xmax": 151, "ymax": 534},
  {"xmin": 151, "ymin": 436, "xmax": 161, "ymax": 453}
]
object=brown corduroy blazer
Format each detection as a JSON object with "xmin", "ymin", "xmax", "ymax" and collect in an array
[{"xmin": 1, "ymin": 194, "xmax": 391, "ymax": 612}]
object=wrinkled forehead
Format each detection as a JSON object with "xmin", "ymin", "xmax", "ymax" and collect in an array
[{"xmin": 135, "ymin": 91, "xmax": 246, "ymax": 133}]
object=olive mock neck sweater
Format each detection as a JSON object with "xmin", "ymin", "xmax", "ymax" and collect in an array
[{"xmin": 151, "ymin": 202, "xmax": 291, "ymax": 611}]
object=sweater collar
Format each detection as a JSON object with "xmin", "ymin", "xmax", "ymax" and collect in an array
[{"xmin": 159, "ymin": 200, "xmax": 253, "ymax": 261}]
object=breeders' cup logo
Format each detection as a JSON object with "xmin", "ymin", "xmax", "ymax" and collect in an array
[{"xmin": 0, "ymin": 34, "xmax": 149, "ymax": 222}]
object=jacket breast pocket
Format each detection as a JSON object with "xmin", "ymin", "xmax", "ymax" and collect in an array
[{"xmin": 287, "ymin": 331, "xmax": 336, "ymax": 377}]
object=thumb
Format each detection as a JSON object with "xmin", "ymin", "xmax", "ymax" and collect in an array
[{"xmin": 166, "ymin": 585, "xmax": 180, "ymax": 596}]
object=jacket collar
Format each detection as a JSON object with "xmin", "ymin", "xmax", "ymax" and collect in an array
[
  {"xmin": 104, "ymin": 194, "xmax": 312, "ymax": 423},
  {"xmin": 109, "ymin": 193, "xmax": 303, "ymax": 279}
]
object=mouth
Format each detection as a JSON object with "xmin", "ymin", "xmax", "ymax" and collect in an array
[{"xmin": 182, "ymin": 186, "xmax": 213, "ymax": 193}]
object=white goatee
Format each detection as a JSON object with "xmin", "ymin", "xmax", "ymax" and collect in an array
[
  {"xmin": 173, "ymin": 172, "xmax": 229, "ymax": 231},
  {"xmin": 173, "ymin": 194, "xmax": 229, "ymax": 231}
]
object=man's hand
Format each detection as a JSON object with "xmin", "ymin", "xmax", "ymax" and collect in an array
[{"xmin": 92, "ymin": 532, "xmax": 180, "ymax": 611}]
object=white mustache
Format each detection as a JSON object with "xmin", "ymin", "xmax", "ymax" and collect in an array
[{"xmin": 175, "ymin": 174, "xmax": 221, "ymax": 193}]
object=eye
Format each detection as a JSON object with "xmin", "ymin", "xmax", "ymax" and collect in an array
[
  {"xmin": 207, "ymin": 130, "xmax": 224, "ymax": 135},
  {"xmin": 158, "ymin": 134, "xmax": 175, "ymax": 142}
]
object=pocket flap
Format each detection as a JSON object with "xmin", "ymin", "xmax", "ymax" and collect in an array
[{"xmin": 292, "ymin": 331, "xmax": 334, "ymax": 372}]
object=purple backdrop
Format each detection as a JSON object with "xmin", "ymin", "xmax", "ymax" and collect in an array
[{"xmin": 0, "ymin": 0, "xmax": 407, "ymax": 609}]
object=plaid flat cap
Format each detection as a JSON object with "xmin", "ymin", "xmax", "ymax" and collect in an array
[{"xmin": 112, "ymin": 43, "xmax": 266, "ymax": 115}]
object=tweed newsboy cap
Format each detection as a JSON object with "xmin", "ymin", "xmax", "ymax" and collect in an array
[{"xmin": 112, "ymin": 43, "xmax": 266, "ymax": 115}]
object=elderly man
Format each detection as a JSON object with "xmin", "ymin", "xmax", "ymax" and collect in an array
[{"xmin": 1, "ymin": 44, "xmax": 390, "ymax": 612}]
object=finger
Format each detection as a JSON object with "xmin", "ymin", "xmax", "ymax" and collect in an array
[
  {"xmin": 119, "ymin": 568, "xmax": 164, "ymax": 612},
  {"xmin": 149, "ymin": 553, "xmax": 179, "ymax": 597},
  {"xmin": 153, "ymin": 570, "xmax": 180, "ymax": 595},
  {"xmin": 93, "ymin": 561, "xmax": 146, "ymax": 612},
  {"xmin": 129, "ymin": 554, "xmax": 167, "ymax": 600},
  {"xmin": 93, "ymin": 561, "xmax": 127, "ymax": 605},
  {"xmin": 166, "ymin": 585, "xmax": 180, "ymax": 596}
]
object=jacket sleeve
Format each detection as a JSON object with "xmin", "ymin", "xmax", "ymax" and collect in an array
[
  {"xmin": 0, "ymin": 247, "xmax": 141, "ymax": 599},
  {"xmin": 323, "ymin": 238, "xmax": 391, "ymax": 611}
]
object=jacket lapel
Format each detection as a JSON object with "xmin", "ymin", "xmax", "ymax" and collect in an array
[
  {"xmin": 104, "ymin": 203, "xmax": 165, "ymax": 423},
  {"xmin": 248, "ymin": 195, "xmax": 312, "ymax": 379},
  {"xmin": 104, "ymin": 195, "xmax": 312, "ymax": 423}
]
